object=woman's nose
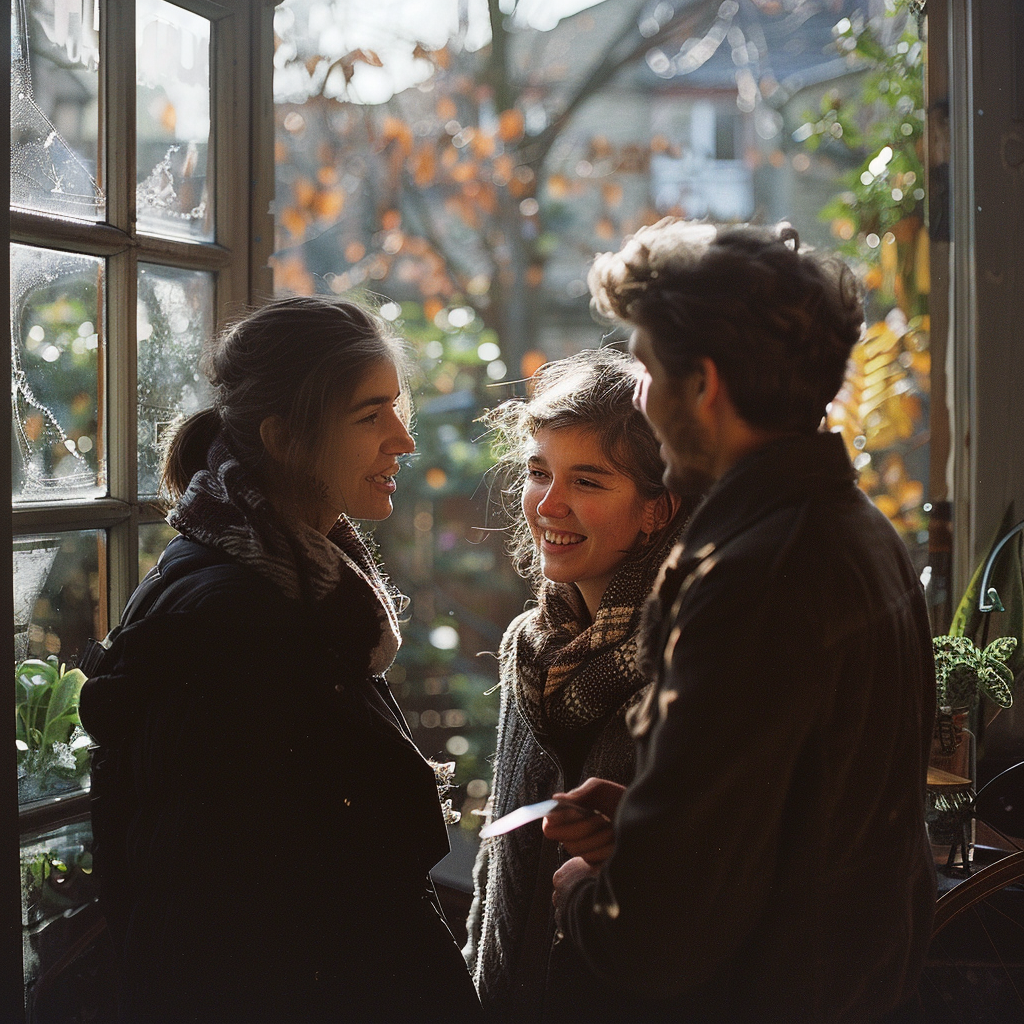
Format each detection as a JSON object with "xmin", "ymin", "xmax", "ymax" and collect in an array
[
  {"xmin": 536, "ymin": 483, "xmax": 568, "ymax": 518},
  {"xmin": 385, "ymin": 412, "xmax": 416, "ymax": 455}
]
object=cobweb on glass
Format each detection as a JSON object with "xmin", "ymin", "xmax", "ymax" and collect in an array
[
  {"xmin": 10, "ymin": 0, "xmax": 104, "ymax": 220},
  {"xmin": 11, "ymin": 244, "xmax": 102, "ymax": 499}
]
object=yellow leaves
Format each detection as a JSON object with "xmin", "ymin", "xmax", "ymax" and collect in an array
[
  {"xmin": 493, "ymin": 154, "xmax": 515, "ymax": 186},
  {"xmin": 915, "ymin": 225, "xmax": 930, "ymax": 295},
  {"xmin": 313, "ymin": 190, "xmax": 344, "ymax": 220},
  {"xmin": 159, "ymin": 101, "xmax": 177, "ymax": 134},
  {"xmin": 547, "ymin": 173, "xmax": 570, "ymax": 199},
  {"xmin": 380, "ymin": 115, "xmax": 413, "ymax": 156},
  {"xmin": 828, "ymin": 311, "xmax": 930, "ymax": 540},
  {"xmin": 497, "ymin": 109, "xmax": 524, "ymax": 143},
  {"xmin": 270, "ymin": 253, "xmax": 315, "ymax": 296},
  {"xmin": 602, "ymin": 182, "xmax": 624, "ymax": 208},
  {"xmin": 344, "ymin": 241, "xmax": 366, "ymax": 263},
  {"xmin": 436, "ymin": 96, "xmax": 457, "ymax": 121},
  {"xmin": 279, "ymin": 207, "xmax": 307, "ymax": 240},
  {"xmin": 470, "ymin": 131, "xmax": 495, "ymax": 160}
]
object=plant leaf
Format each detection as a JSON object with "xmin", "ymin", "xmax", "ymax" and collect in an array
[
  {"xmin": 41, "ymin": 669, "xmax": 86, "ymax": 747},
  {"xmin": 978, "ymin": 664, "xmax": 1014, "ymax": 708},
  {"xmin": 982, "ymin": 636, "xmax": 1018, "ymax": 665}
]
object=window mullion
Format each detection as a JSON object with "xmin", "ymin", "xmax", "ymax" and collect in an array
[
  {"xmin": 103, "ymin": 0, "xmax": 136, "ymax": 238},
  {"xmin": 103, "ymin": 1, "xmax": 139, "ymax": 619}
]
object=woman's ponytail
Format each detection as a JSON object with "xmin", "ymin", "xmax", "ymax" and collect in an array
[{"xmin": 161, "ymin": 407, "xmax": 221, "ymax": 500}]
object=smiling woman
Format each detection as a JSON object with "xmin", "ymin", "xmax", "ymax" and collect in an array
[{"xmin": 464, "ymin": 348, "xmax": 695, "ymax": 1022}]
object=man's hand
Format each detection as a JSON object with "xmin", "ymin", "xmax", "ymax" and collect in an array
[
  {"xmin": 542, "ymin": 777, "xmax": 625, "ymax": 866},
  {"xmin": 552, "ymin": 856, "xmax": 598, "ymax": 922}
]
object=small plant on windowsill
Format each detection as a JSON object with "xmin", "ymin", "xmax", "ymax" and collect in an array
[{"xmin": 15, "ymin": 656, "xmax": 91, "ymax": 801}]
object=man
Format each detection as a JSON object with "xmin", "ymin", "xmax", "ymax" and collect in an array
[{"xmin": 545, "ymin": 220, "xmax": 936, "ymax": 1022}]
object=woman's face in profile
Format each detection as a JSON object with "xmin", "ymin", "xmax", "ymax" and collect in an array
[
  {"xmin": 314, "ymin": 359, "xmax": 415, "ymax": 523},
  {"xmin": 523, "ymin": 425, "xmax": 658, "ymax": 615}
]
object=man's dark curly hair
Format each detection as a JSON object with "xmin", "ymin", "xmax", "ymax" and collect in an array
[{"xmin": 588, "ymin": 219, "xmax": 864, "ymax": 433}]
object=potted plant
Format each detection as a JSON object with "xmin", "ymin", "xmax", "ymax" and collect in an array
[
  {"xmin": 15, "ymin": 656, "xmax": 91, "ymax": 803},
  {"xmin": 926, "ymin": 507, "xmax": 1022, "ymax": 871}
]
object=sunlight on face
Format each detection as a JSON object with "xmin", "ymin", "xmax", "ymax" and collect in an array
[
  {"xmin": 522, "ymin": 424, "xmax": 658, "ymax": 618},
  {"xmin": 315, "ymin": 359, "xmax": 415, "ymax": 524}
]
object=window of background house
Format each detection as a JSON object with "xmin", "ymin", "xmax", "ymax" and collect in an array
[
  {"xmin": 8, "ymin": 1, "xmax": 270, "ymax": 1014},
  {"xmin": 271, "ymin": 0, "xmax": 934, "ymax": 885}
]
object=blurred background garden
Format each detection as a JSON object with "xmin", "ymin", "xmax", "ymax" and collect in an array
[{"xmin": 266, "ymin": 0, "xmax": 932, "ymax": 878}]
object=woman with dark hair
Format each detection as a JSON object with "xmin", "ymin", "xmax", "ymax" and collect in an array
[
  {"xmin": 463, "ymin": 348, "xmax": 693, "ymax": 1023},
  {"xmin": 80, "ymin": 296, "xmax": 480, "ymax": 1023}
]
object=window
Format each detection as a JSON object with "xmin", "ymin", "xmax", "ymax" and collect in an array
[{"xmin": 5, "ymin": 1, "xmax": 277, "ymax": 1015}]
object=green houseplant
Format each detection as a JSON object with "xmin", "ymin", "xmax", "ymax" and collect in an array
[
  {"xmin": 926, "ymin": 510, "xmax": 1022, "ymax": 870},
  {"xmin": 932, "ymin": 635, "xmax": 1016, "ymax": 714},
  {"xmin": 15, "ymin": 655, "xmax": 91, "ymax": 799}
]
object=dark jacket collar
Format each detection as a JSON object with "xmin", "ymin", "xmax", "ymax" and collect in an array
[{"xmin": 683, "ymin": 431, "xmax": 857, "ymax": 557}]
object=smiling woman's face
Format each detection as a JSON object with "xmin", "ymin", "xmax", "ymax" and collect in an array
[
  {"xmin": 522, "ymin": 424, "xmax": 658, "ymax": 618},
  {"xmin": 313, "ymin": 359, "xmax": 415, "ymax": 524}
]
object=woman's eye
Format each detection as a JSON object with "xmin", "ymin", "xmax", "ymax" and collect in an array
[
  {"xmin": 526, "ymin": 468, "xmax": 548, "ymax": 481},
  {"xmin": 359, "ymin": 412, "xmax": 380, "ymax": 425},
  {"xmin": 576, "ymin": 477, "xmax": 602, "ymax": 488}
]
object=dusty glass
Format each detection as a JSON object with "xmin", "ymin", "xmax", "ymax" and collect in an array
[
  {"xmin": 136, "ymin": 0, "xmax": 213, "ymax": 240},
  {"xmin": 11, "ymin": 242, "xmax": 104, "ymax": 501},
  {"xmin": 137, "ymin": 262, "xmax": 214, "ymax": 496},
  {"xmin": 10, "ymin": 0, "xmax": 104, "ymax": 221},
  {"xmin": 14, "ymin": 530, "xmax": 103, "ymax": 807},
  {"xmin": 21, "ymin": 819, "xmax": 101, "ymax": 1001}
]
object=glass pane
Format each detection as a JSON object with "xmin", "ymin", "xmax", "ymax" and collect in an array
[
  {"xmin": 15, "ymin": 531, "xmax": 104, "ymax": 808},
  {"xmin": 10, "ymin": 0, "xmax": 104, "ymax": 221},
  {"xmin": 136, "ymin": 0, "xmax": 213, "ymax": 240},
  {"xmin": 137, "ymin": 263, "xmax": 214, "ymax": 496},
  {"xmin": 139, "ymin": 520, "xmax": 178, "ymax": 578},
  {"xmin": 11, "ymin": 242, "xmax": 104, "ymax": 501},
  {"xmin": 21, "ymin": 820, "xmax": 112, "ymax": 1020}
]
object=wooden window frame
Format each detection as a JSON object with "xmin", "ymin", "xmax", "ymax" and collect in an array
[{"xmin": 2, "ymin": 1, "xmax": 278, "ymax": 1018}]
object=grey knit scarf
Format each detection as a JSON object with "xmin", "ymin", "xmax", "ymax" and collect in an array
[{"xmin": 168, "ymin": 434, "xmax": 402, "ymax": 675}]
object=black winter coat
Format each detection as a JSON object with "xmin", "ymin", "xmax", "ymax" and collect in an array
[
  {"xmin": 561, "ymin": 432, "xmax": 937, "ymax": 1023},
  {"xmin": 80, "ymin": 536, "xmax": 480, "ymax": 1024}
]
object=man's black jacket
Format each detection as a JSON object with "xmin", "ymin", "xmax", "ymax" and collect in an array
[{"xmin": 562, "ymin": 431, "xmax": 936, "ymax": 1023}]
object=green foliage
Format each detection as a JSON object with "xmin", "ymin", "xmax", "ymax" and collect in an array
[
  {"xmin": 797, "ymin": 3, "xmax": 927, "ymax": 314},
  {"xmin": 932, "ymin": 635, "xmax": 1016, "ymax": 710},
  {"xmin": 949, "ymin": 503, "xmax": 1024, "ymax": 680},
  {"xmin": 15, "ymin": 655, "xmax": 91, "ymax": 779}
]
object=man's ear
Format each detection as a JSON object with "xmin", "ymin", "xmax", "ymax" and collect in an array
[
  {"xmin": 693, "ymin": 357, "xmax": 721, "ymax": 410},
  {"xmin": 259, "ymin": 415, "xmax": 290, "ymax": 463}
]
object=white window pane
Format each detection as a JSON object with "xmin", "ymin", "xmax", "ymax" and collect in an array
[
  {"xmin": 137, "ymin": 263, "xmax": 214, "ymax": 496},
  {"xmin": 10, "ymin": 0, "xmax": 104, "ymax": 221},
  {"xmin": 11, "ymin": 242, "xmax": 105, "ymax": 501},
  {"xmin": 136, "ymin": 0, "xmax": 213, "ymax": 241}
]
